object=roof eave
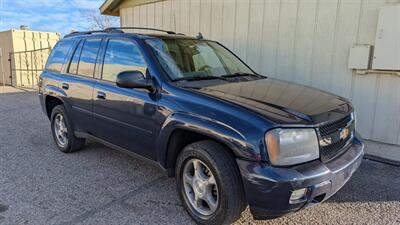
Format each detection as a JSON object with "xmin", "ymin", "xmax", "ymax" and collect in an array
[{"xmin": 100, "ymin": 0, "xmax": 121, "ymax": 16}]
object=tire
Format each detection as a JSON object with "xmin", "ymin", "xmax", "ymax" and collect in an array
[
  {"xmin": 176, "ymin": 140, "xmax": 246, "ymax": 225},
  {"xmin": 50, "ymin": 105, "xmax": 85, "ymax": 153}
]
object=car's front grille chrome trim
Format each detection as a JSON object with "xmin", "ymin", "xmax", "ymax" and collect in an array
[{"xmin": 317, "ymin": 114, "xmax": 354, "ymax": 162}]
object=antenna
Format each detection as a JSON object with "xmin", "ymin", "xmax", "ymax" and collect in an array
[{"xmin": 196, "ymin": 32, "xmax": 203, "ymax": 40}]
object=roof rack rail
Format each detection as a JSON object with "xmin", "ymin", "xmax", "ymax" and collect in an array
[
  {"xmin": 64, "ymin": 29, "xmax": 123, "ymax": 38},
  {"xmin": 104, "ymin": 27, "xmax": 178, "ymax": 35}
]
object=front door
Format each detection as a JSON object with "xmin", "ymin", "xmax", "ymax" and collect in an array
[{"xmin": 92, "ymin": 38, "xmax": 159, "ymax": 160}]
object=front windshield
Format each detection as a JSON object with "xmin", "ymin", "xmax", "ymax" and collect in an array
[{"xmin": 145, "ymin": 38, "xmax": 255, "ymax": 80}]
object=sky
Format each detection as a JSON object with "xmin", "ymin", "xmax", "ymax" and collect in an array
[{"xmin": 0, "ymin": 0, "xmax": 119, "ymax": 35}]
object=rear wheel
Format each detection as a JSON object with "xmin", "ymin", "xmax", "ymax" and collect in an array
[
  {"xmin": 176, "ymin": 140, "xmax": 246, "ymax": 225},
  {"xmin": 50, "ymin": 105, "xmax": 85, "ymax": 153}
]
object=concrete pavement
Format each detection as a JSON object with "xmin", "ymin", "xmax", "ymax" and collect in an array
[{"xmin": 0, "ymin": 89, "xmax": 399, "ymax": 225}]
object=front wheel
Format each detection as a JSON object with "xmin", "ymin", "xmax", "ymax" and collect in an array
[{"xmin": 176, "ymin": 140, "xmax": 246, "ymax": 225}]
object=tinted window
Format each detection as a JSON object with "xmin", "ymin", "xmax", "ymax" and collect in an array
[
  {"xmin": 102, "ymin": 39, "xmax": 147, "ymax": 82},
  {"xmin": 78, "ymin": 39, "xmax": 101, "ymax": 77},
  {"xmin": 68, "ymin": 40, "xmax": 84, "ymax": 74},
  {"xmin": 46, "ymin": 39, "xmax": 74, "ymax": 72}
]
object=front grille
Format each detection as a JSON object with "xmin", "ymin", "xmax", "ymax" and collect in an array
[
  {"xmin": 320, "ymin": 134, "xmax": 351, "ymax": 162},
  {"xmin": 318, "ymin": 114, "xmax": 354, "ymax": 162},
  {"xmin": 319, "ymin": 115, "xmax": 352, "ymax": 136}
]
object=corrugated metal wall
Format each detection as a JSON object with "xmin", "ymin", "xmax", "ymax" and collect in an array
[
  {"xmin": 0, "ymin": 29, "xmax": 60, "ymax": 87},
  {"xmin": 120, "ymin": 0, "xmax": 400, "ymax": 145}
]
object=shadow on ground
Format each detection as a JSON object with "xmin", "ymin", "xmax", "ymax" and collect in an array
[{"xmin": 328, "ymin": 159, "xmax": 400, "ymax": 203}]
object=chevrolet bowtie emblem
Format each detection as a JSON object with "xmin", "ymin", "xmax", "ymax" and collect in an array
[{"xmin": 339, "ymin": 127, "xmax": 350, "ymax": 140}]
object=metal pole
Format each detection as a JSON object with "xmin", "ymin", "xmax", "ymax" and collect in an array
[
  {"xmin": 19, "ymin": 53, "xmax": 22, "ymax": 87},
  {"xmin": 9, "ymin": 52, "xmax": 13, "ymax": 86},
  {"xmin": 0, "ymin": 48, "xmax": 5, "ymax": 89},
  {"xmin": 31, "ymin": 51, "xmax": 34, "ymax": 88}
]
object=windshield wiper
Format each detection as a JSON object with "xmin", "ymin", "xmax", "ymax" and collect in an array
[
  {"xmin": 221, "ymin": 72, "xmax": 263, "ymax": 78},
  {"xmin": 171, "ymin": 73, "xmax": 263, "ymax": 82},
  {"xmin": 172, "ymin": 75, "xmax": 228, "ymax": 82}
]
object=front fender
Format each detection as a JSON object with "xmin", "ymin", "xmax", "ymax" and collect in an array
[{"xmin": 156, "ymin": 112, "xmax": 262, "ymax": 168}]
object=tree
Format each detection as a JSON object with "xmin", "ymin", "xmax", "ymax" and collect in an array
[{"xmin": 80, "ymin": 9, "xmax": 118, "ymax": 30}]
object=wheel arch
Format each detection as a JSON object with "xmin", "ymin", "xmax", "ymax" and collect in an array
[
  {"xmin": 156, "ymin": 112, "xmax": 256, "ymax": 177},
  {"xmin": 45, "ymin": 95, "xmax": 65, "ymax": 119},
  {"xmin": 42, "ymin": 84, "xmax": 68, "ymax": 119}
]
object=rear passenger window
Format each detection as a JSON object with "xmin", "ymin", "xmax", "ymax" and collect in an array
[
  {"xmin": 77, "ymin": 39, "xmax": 101, "ymax": 77},
  {"xmin": 68, "ymin": 40, "xmax": 84, "ymax": 74},
  {"xmin": 46, "ymin": 39, "xmax": 74, "ymax": 72},
  {"xmin": 102, "ymin": 39, "xmax": 147, "ymax": 82}
]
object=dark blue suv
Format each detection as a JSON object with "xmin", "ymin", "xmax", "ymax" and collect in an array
[{"xmin": 38, "ymin": 28, "xmax": 364, "ymax": 225}]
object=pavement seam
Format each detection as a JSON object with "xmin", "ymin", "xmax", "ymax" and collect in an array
[
  {"xmin": 56, "ymin": 176, "xmax": 166, "ymax": 225},
  {"xmin": 364, "ymin": 155, "xmax": 400, "ymax": 167}
]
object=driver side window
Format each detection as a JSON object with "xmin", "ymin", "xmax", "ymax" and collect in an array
[{"xmin": 102, "ymin": 39, "xmax": 147, "ymax": 82}]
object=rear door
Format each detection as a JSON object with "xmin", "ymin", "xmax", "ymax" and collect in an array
[
  {"xmin": 91, "ymin": 38, "xmax": 159, "ymax": 160},
  {"xmin": 62, "ymin": 38, "xmax": 102, "ymax": 132},
  {"xmin": 42, "ymin": 38, "xmax": 74, "ymax": 93},
  {"xmin": 41, "ymin": 39, "xmax": 74, "ymax": 114}
]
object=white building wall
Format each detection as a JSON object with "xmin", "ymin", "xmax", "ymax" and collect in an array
[{"xmin": 120, "ymin": 0, "xmax": 400, "ymax": 145}]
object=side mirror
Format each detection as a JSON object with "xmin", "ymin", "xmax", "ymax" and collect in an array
[{"xmin": 116, "ymin": 70, "xmax": 154, "ymax": 92}]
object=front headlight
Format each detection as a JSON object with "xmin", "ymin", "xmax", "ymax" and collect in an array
[{"xmin": 265, "ymin": 128, "xmax": 319, "ymax": 166}]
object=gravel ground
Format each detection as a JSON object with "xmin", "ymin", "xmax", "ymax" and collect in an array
[{"xmin": 0, "ymin": 89, "xmax": 399, "ymax": 225}]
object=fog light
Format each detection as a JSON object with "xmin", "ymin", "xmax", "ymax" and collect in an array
[{"xmin": 289, "ymin": 188, "xmax": 307, "ymax": 204}]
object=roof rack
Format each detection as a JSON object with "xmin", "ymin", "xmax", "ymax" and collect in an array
[
  {"xmin": 104, "ymin": 27, "xmax": 178, "ymax": 35},
  {"xmin": 64, "ymin": 27, "xmax": 180, "ymax": 39},
  {"xmin": 64, "ymin": 29, "xmax": 123, "ymax": 38}
]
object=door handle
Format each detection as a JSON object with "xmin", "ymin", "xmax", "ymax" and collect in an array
[
  {"xmin": 97, "ymin": 91, "xmax": 106, "ymax": 100},
  {"xmin": 61, "ymin": 83, "xmax": 69, "ymax": 90}
]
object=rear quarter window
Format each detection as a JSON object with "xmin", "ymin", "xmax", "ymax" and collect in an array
[{"xmin": 45, "ymin": 39, "xmax": 74, "ymax": 73}]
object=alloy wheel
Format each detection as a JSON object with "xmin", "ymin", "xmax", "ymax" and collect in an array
[
  {"xmin": 182, "ymin": 158, "xmax": 219, "ymax": 216},
  {"xmin": 54, "ymin": 113, "xmax": 68, "ymax": 147}
]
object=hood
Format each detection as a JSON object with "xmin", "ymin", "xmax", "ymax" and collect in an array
[{"xmin": 193, "ymin": 78, "xmax": 352, "ymax": 125}]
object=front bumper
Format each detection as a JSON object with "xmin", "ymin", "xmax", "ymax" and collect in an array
[{"xmin": 237, "ymin": 137, "xmax": 364, "ymax": 220}]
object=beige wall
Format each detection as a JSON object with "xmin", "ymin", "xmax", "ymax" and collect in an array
[
  {"xmin": 0, "ymin": 29, "xmax": 60, "ymax": 87},
  {"xmin": 120, "ymin": 0, "xmax": 400, "ymax": 145},
  {"xmin": 0, "ymin": 31, "xmax": 14, "ymax": 85}
]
